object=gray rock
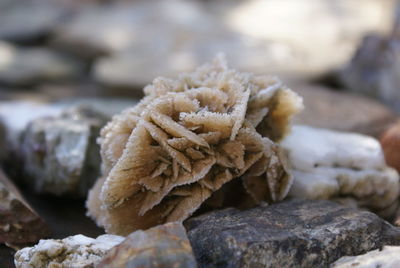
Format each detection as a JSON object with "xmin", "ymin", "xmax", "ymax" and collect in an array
[
  {"xmin": 331, "ymin": 246, "xmax": 400, "ymax": 268},
  {"xmin": 98, "ymin": 222, "xmax": 197, "ymax": 268},
  {"xmin": 21, "ymin": 105, "xmax": 109, "ymax": 197},
  {"xmin": 0, "ymin": 168, "xmax": 50, "ymax": 245},
  {"xmin": 292, "ymin": 84, "xmax": 397, "ymax": 137},
  {"xmin": 51, "ymin": 0, "xmax": 394, "ymax": 88},
  {"xmin": 0, "ymin": 0, "xmax": 67, "ymax": 43},
  {"xmin": 185, "ymin": 199, "xmax": 400, "ymax": 268},
  {"xmin": 0, "ymin": 42, "xmax": 84, "ymax": 86}
]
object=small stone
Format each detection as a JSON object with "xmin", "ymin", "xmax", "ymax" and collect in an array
[
  {"xmin": 281, "ymin": 125, "xmax": 400, "ymax": 217},
  {"xmin": 380, "ymin": 122, "xmax": 400, "ymax": 172},
  {"xmin": 185, "ymin": 199, "xmax": 400, "ymax": 268},
  {"xmin": 21, "ymin": 105, "xmax": 109, "ymax": 197},
  {"xmin": 14, "ymin": 234, "xmax": 124, "ymax": 268},
  {"xmin": 339, "ymin": 32, "xmax": 400, "ymax": 112},
  {"xmin": 293, "ymin": 84, "xmax": 397, "ymax": 137},
  {"xmin": 332, "ymin": 246, "xmax": 400, "ymax": 268},
  {"xmin": 0, "ymin": 42, "xmax": 84, "ymax": 86},
  {"xmin": 0, "ymin": 168, "xmax": 50, "ymax": 245},
  {"xmin": 97, "ymin": 222, "xmax": 197, "ymax": 268}
]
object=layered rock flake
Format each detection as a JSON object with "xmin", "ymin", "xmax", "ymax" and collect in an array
[
  {"xmin": 281, "ymin": 125, "xmax": 400, "ymax": 217},
  {"xmin": 87, "ymin": 56, "xmax": 303, "ymax": 235}
]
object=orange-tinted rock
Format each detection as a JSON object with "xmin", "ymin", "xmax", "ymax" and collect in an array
[{"xmin": 380, "ymin": 122, "xmax": 400, "ymax": 172}]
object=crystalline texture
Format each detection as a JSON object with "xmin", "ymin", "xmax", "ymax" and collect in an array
[{"xmin": 87, "ymin": 56, "xmax": 303, "ymax": 235}]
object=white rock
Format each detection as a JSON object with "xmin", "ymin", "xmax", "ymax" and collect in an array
[
  {"xmin": 281, "ymin": 125, "xmax": 400, "ymax": 215},
  {"xmin": 332, "ymin": 246, "xmax": 400, "ymax": 268},
  {"xmin": 14, "ymin": 234, "xmax": 124, "ymax": 268}
]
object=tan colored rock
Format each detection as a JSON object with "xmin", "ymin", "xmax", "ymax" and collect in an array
[
  {"xmin": 98, "ymin": 222, "xmax": 197, "ymax": 268},
  {"xmin": 87, "ymin": 56, "xmax": 302, "ymax": 235},
  {"xmin": 281, "ymin": 125, "xmax": 400, "ymax": 217},
  {"xmin": 14, "ymin": 234, "xmax": 124, "ymax": 268},
  {"xmin": 0, "ymin": 169, "xmax": 50, "ymax": 245}
]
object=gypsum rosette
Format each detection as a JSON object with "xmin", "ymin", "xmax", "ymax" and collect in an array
[{"xmin": 86, "ymin": 56, "xmax": 303, "ymax": 235}]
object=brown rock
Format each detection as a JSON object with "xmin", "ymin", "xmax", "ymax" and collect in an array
[
  {"xmin": 380, "ymin": 122, "xmax": 400, "ymax": 172},
  {"xmin": 293, "ymin": 84, "xmax": 397, "ymax": 137},
  {"xmin": 97, "ymin": 222, "xmax": 197, "ymax": 268},
  {"xmin": 0, "ymin": 169, "xmax": 50, "ymax": 245}
]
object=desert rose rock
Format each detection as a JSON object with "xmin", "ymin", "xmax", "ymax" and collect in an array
[
  {"xmin": 281, "ymin": 125, "xmax": 400, "ymax": 217},
  {"xmin": 0, "ymin": 169, "xmax": 50, "ymax": 245},
  {"xmin": 87, "ymin": 56, "xmax": 303, "ymax": 235},
  {"xmin": 14, "ymin": 234, "xmax": 124, "ymax": 268},
  {"xmin": 98, "ymin": 222, "xmax": 196, "ymax": 268},
  {"xmin": 332, "ymin": 246, "xmax": 400, "ymax": 268},
  {"xmin": 21, "ymin": 105, "xmax": 109, "ymax": 197},
  {"xmin": 185, "ymin": 199, "xmax": 400, "ymax": 268}
]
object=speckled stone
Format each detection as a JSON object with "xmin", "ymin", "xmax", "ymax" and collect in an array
[{"xmin": 185, "ymin": 199, "xmax": 400, "ymax": 268}]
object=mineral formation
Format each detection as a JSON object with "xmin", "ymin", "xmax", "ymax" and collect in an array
[{"xmin": 87, "ymin": 56, "xmax": 303, "ymax": 235}]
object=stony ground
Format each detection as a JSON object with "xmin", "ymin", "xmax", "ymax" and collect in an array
[{"xmin": 1, "ymin": 0, "xmax": 400, "ymax": 267}]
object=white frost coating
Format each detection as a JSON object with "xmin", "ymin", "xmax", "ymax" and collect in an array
[
  {"xmin": 281, "ymin": 125, "xmax": 400, "ymax": 215},
  {"xmin": 14, "ymin": 234, "xmax": 124, "ymax": 268},
  {"xmin": 332, "ymin": 246, "xmax": 400, "ymax": 268}
]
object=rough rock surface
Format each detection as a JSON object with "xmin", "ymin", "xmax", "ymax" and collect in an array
[
  {"xmin": 87, "ymin": 56, "xmax": 302, "ymax": 235},
  {"xmin": 293, "ymin": 84, "xmax": 397, "ymax": 137},
  {"xmin": 332, "ymin": 246, "xmax": 400, "ymax": 268},
  {"xmin": 14, "ymin": 234, "xmax": 124, "ymax": 268},
  {"xmin": 98, "ymin": 222, "xmax": 197, "ymax": 268},
  {"xmin": 0, "ymin": 169, "xmax": 50, "ymax": 245},
  {"xmin": 0, "ymin": 42, "xmax": 84, "ymax": 86},
  {"xmin": 21, "ymin": 105, "xmax": 109, "ymax": 197},
  {"xmin": 53, "ymin": 0, "xmax": 394, "ymax": 88},
  {"xmin": 185, "ymin": 199, "xmax": 400, "ymax": 268},
  {"xmin": 281, "ymin": 125, "xmax": 400, "ymax": 217}
]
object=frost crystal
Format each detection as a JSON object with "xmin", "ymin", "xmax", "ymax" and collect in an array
[{"xmin": 87, "ymin": 56, "xmax": 303, "ymax": 235}]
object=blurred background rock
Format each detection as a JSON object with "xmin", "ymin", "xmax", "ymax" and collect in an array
[{"xmin": 1, "ymin": 0, "xmax": 400, "ymax": 266}]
